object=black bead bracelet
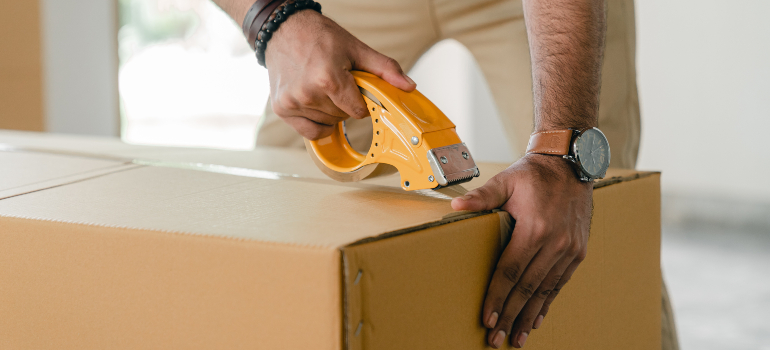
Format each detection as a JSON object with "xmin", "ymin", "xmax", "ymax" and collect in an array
[{"xmin": 255, "ymin": 0, "xmax": 322, "ymax": 67}]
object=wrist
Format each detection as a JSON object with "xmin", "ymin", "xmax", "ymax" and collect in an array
[
  {"xmin": 251, "ymin": 0, "xmax": 322, "ymax": 67},
  {"xmin": 266, "ymin": 9, "xmax": 321, "ymax": 47},
  {"xmin": 533, "ymin": 107, "xmax": 598, "ymax": 132},
  {"xmin": 534, "ymin": 120, "xmax": 597, "ymax": 133},
  {"xmin": 523, "ymin": 153, "xmax": 592, "ymax": 188},
  {"xmin": 526, "ymin": 127, "xmax": 610, "ymax": 182}
]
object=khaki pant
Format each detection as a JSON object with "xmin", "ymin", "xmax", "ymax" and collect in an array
[{"xmin": 254, "ymin": 0, "xmax": 677, "ymax": 348}]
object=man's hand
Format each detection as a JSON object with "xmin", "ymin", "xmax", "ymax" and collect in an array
[
  {"xmin": 458, "ymin": 0, "xmax": 606, "ymax": 345},
  {"xmin": 451, "ymin": 154, "xmax": 592, "ymax": 348},
  {"xmin": 264, "ymin": 10, "xmax": 416, "ymax": 140}
]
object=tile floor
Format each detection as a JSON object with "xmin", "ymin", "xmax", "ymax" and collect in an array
[{"xmin": 662, "ymin": 223, "xmax": 770, "ymax": 349}]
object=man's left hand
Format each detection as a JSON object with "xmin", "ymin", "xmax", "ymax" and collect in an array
[{"xmin": 451, "ymin": 153, "xmax": 592, "ymax": 348}]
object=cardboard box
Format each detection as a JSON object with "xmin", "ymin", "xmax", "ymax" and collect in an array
[
  {"xmin": 0, "ymin": 3, "xmax": 45, "ymax": 131},
  {"xmin": 0, "ymin": 131, "xmax": 661, "ymax": 349}
]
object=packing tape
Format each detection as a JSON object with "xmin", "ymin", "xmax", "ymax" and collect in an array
[
  {"xmin": 133, "ymin": 158, "xmax": 464, "ymax": 199},
  {"xmin": 0, "ymin": 144, "xmax": 466, "ymax": 200}
]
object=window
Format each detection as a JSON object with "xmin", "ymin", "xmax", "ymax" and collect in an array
[{"xmin": 118, "ymin": 0, "xmax": 269, "ymax": 150}]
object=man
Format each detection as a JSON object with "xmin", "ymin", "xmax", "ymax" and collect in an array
[{"xmin": 213, "ymin": 0, "xmax": 677, "ymax": 348}]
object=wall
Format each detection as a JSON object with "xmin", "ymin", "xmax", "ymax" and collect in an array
[
  {"xmin": 40, "ymin": 0, "xmax": 119, "ymax": 136},
  {"xmin": 635, "ymin": 0, "xmax": 770, "ymax": 203},
  {"xmin": 0, "ymin": 1, "xmax": 45, "ymax": 131}
]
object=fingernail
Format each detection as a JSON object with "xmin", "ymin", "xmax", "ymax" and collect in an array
[
  {"xmin": 517, "ymin": 332, "xmax": 528, "ymax": 348},
  {"xmin": 487, "ymin": 312, "xmax": 498, "ymax": 328},
  {"xmin": 492, "ymin": 330, "xmax": 505, "ymax": 349},
  {"xmin": 402, "ymin": 73, "xmax": 415, "ymax": 86},
  {"xmin": 533, "ymin": 315, "xmax": 544, "ymax": 329},
  {"xmin": 460, "ymin": 194, "xmax": 472, "ymax": 201}
]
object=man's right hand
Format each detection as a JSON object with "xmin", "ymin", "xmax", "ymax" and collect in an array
[{"xmin": 264, "ymin": 9, "xmax": 416, "ymax": 140}]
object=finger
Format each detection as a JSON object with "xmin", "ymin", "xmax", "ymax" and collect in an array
[
  {"xmin": 289, "ymin": 85, "xmax": 350, "ymax": 120},
  {"xmin": 307, "ymin": 97, "xmax": 351, "ymax": 120},
  {"xmin": 508, "ymin": 255, "xmax": 573, "ymax": 348},
  {"xmin": 282, "ymin": 115, "xmax": 337, "ymax": 140},
  {"xmin": 298, "ymin": 107, "xmax": 348, "ymax": 126},
  {"xmin": 481, "ymin": 223, "xmax": 540, "ymax": 347},
  {"xmin": 322, "ymin": 71, "xmax": 370, "ymax": 120},
  {"xmin": 536, "ymin": 257, "xmax": 582, "ymax": 325},
  {"xmin": 488, "ymin": 248, "xmax": 560, "ymax": 348},
  {"xmin": 451, "ymin": 173, "xmax": 512, "ymax": 212},
  {"xmin": 352, "ymin": 46, "xmax": 416, "ymax": 92}
]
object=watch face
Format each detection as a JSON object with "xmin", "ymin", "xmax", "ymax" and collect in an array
[{"xmin": 574, "ymin": 128, "xmax": 610, "ymax": 178}]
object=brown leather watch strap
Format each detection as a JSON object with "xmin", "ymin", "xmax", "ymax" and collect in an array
[
  {"xmin": 242, "ymin": 0, "xmax": 285, "ymax": 50},
  {"xmin": 525, "ymin": 129, "xmax": 574, "ymax": 156}
]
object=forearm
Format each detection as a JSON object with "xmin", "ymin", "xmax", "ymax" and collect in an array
[
  {"xmin": 523, "ymin": 0, "xmax": 605, "ymax": 132},
  {"xmin": 211, "ymin": 0, "xmax": 253, "ymax": 26}
]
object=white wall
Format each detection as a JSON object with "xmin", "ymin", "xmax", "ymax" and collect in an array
[
  {"xmin": 636, "ymin": 0, "xmax": 770, "ymax": 203},
  {"xmin": 40, "ymin": 0, "xmax": 119, "ymax": 136}
]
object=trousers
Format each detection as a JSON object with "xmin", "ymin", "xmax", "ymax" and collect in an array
[{"xmin": 253, "ymin": 0, "xmax": 677, "ymax": 348}]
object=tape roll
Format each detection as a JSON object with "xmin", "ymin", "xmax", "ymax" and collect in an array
[{"xmin": 304, "ymin": 138, "xmax": 397, "ymax": 182}]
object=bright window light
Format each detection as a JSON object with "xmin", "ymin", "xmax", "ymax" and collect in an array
[{"xmin": 118, "ymin": 0, "xmax": 269, "ymax": 150}]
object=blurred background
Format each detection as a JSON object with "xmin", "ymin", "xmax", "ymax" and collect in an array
[{"xmin": 1, "ymin": 0, "xmax": 768, "ymax": 348}]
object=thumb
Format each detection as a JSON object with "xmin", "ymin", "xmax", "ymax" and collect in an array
[
  {"xmin": 451, "ymin": 176, "xmax": 512, "ymax": 212},
  {"xmin": 352, "ymin": 46, "xmax": 416, "ymax": 92}
]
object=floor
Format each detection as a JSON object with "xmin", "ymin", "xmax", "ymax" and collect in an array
[{"xmin": 662, "ymin": 222, "xmax": 770, "ymax": 350}]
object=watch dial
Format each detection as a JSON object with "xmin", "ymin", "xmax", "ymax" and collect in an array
[{"xmin": 575, "ymin": 128, "xmax": 610, "ymax": 177}]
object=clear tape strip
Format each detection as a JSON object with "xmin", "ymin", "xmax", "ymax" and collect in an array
[{"xmin": 0, "ymin": 144, "xmax": 467, "ymax": 200}]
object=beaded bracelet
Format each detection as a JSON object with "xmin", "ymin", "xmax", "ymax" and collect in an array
[{"xmin": 254, "ymin": 0, "xmax": 322, "ymax": 67}]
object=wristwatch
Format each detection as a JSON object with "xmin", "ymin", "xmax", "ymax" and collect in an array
[{"xmin": 525, "ymin": 128, "xmax": 611, "ymax": 182}]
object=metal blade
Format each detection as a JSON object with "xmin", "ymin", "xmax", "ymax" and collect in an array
[
  {"xmin": 433, "ymin": 184, "xmax": 469, "ymax": 198},
  {"xmin": 427, "ymin": 143, "xmax": 480, "ymax": 187}
]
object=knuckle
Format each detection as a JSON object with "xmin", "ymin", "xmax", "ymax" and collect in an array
[
  {"xmin": 350, "ymin": 108, "xmax": 368, "ymax": 119},
  {"xmin": 271, "ymin": 100, "xmax": 288, "ymax": 118},
  {"xmin": 569, "ymin": 242, "xmax": 582, "ymax": 257},
  {"xmin": 500, "ymin": 265, "xmax": 522, "ymax": 284},
  {"xmin": 317, "ymin": 74, "xmax": 340, "ymax": 94},
  {"xmin": 554, "ymin": 237, "xmax": 572, "ymax": 254},
  {"xmin": 350, "ymin": 100, "xmax": 369, "ymax": 118},
  {"xmin": 531, "ymin": 219, "xmax": 551, "ymax": 238},
  {"xmin": 277, "ymin": 94, "xmax": 299, "ymax": 111},
  {"xmin": 485, "ymin": 175, "xmax": 507, "ymax": 192},
  {"xmin": 575, "ymin": 248, "xmax": 588, "ymax": 262},
  {"xmin": 515, "ymin": 282, "xmax": 537, "ymax": 299},
  {"xmin": 536, "ymin": 277, "xmax": 562, "ymax": 299},
  {"xmin": 303, "ymin": 125, "xmax": 333, "ymax": 140},
  {"xmin": 383, "ymin": 57, "xmax": 402, "ymax": 72},
  {"xmin": 299, "ymin": 127, "xmax": 320, "ymax": 140},
  {"xmin": 295, "ymin": 91, "xmax": 315, "ymax": 107}
]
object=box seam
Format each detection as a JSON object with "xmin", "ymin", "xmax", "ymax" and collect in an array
[{"xmin": 0, "ymin": 214, "xmax": 338, "ymax": 251}]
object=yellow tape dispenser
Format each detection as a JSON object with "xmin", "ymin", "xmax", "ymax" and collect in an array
[{"xmin": 305, "ymin": 71, "xmax": 480, "ymax": 192}]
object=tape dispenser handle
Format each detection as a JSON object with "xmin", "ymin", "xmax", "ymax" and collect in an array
[
  {"xmin": 303, "ymin": 72, "xmax": 398, "ymax": 182},
  {"xmin": 305, "ymin": 70, "xmax": 461, "ymax": 189}
]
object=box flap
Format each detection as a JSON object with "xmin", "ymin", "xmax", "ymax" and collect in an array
[
  {"xmin": 0, "ymin": 129, "xmax": 227, "ymax": 159},
  {"xmin": 0, "ymin": 164, "xmax": 469, "ymax": 248},
  {"xmin": 0, "ymin": 149, "xmax": 138, "ymax": 199},
  {"xmin": 0, "ymin": 131, "xmax": 656, "ymax": 249}
]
